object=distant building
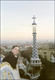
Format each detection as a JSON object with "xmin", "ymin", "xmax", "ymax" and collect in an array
[
  {"xmin": 50, "ymin": 53, "xmax": 55, "ymax": 63},
  {"xmin": 38, "ymin": 46, "xmax": 55, "ymax": 63},
  {"xmin": 20, "ymin": 44, "xmax": 32, "ymax": 51}
]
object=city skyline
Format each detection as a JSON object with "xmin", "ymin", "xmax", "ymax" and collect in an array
[{"xmin": 1, "ymin": 1, "xmax": 54, "ymax": 42}]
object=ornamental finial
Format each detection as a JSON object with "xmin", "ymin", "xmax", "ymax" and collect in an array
[{"xmin": 32, "ymin": 15, "xmax": 36, "ymax": 25}]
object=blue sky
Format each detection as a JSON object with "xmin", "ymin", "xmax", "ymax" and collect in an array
[{"xmin": 1, "ymin": 1, "xmax": 54, "ymax": 42}]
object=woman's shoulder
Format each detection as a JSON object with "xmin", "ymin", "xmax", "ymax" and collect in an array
[
  {"xmin": 0, "ymin": 62, "xmax": 21, "ymax": 80},
  {"xmin": 0, "ymin": 62, "xmax": 13, "ymax": 69}
]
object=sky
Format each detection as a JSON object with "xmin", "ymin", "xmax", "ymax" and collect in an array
[{"xmin": 1, "ymin": 1, "xmax": 54, "ymax": 42}]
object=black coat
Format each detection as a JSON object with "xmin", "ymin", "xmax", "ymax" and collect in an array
[{"xmin": 2, "ymin": 52, "xmax": 18, "ymax": 69}]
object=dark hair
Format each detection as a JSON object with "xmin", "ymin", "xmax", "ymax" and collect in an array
[{"xmin": 12, "ymin": 45, "xmax": 19, "ymax": 49}]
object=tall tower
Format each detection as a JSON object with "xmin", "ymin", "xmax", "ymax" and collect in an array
[{"xmin": 30, "ymin": 15, "xmax": 41, "ymax": 67}]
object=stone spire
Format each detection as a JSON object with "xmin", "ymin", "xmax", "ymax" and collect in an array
[{"xmin": 30, "ymin": 15, "xmax": 41, "ymax": 66}]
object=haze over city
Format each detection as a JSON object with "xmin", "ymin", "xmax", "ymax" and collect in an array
[{"xmin": 1, "ymin": 1, "xmax": 54, "ymax": 43}]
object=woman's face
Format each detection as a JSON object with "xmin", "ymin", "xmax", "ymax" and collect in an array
[{"xmin": 12, "ymin": 47, "xmax": 19, "ymax": 56}]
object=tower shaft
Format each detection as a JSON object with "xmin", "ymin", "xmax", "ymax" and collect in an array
[
  {"xmin": 32, "ymin": 33, "xmax": 38, "ymax": 59},
  {"xmin": 30, "ymin": 16, "xmax": 41, "ymax": 66}
]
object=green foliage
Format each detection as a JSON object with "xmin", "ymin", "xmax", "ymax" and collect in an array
[{"xmin": 20, "ymin": 47, "xmax": 32, "ymax": 62}]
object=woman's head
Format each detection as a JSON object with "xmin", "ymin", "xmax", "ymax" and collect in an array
[{"xmin": 11, "ymin": 45, "xmax": 20, "ymax": 56}]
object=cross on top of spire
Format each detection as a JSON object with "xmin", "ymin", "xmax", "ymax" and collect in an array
[
  {"xmin": 32, "ymin": 15, "xmax": 36, "ymax": 20},
  {"xmin": 32, "ymin": 15, "xmax": 36, "ymax": 25}
]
